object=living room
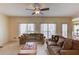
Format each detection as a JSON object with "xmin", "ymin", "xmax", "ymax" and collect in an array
[{"xmin": 0, "ymin": 3, "xmax": 79, "ymax": 55}]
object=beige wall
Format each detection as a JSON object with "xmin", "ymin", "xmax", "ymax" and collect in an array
[
  {"xmin": 0, "ymin": 15, "xmax": 9, "ymax": 46},
  {"xmin": 8, "ymin": 16, "xmax": 73, "ymax": 41}
]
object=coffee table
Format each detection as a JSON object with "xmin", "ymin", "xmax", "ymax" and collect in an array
[{"xmin": 18, "ymin": 42, "xmax": 37, "ymax": 55}]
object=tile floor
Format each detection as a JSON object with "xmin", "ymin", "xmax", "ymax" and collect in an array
[{"xmin": 0, "ymin": 41, "xmax": 48, "ymax": 55}]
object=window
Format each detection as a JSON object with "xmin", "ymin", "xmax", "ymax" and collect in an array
[
  {"xmin": 19, "ymin": 24, "xmax": 35, "ymax": 35},
  {"xmin": 41, "ymin": 24, "xmax": 56, "ymax": 38},
  {"xmin": 62, "ymin": 24, "xmax": 68, "ymax": 37},
  {"xmin": 73, "ymin": 24, "xmax": 79, "ymax": 37}
]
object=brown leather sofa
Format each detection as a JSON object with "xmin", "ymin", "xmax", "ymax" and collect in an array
[
  {"xmin": 46, "ymin": 35, "xmax": 79, "ymax": 55},
  {"xmin": 18, "ymin": 33, "xmax": 45, "ymax": 45}
]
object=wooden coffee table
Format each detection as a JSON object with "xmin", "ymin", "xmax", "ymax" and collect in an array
[{"xmin": 18, "ymin": 42, "xmax": 37, "ymax": 55}]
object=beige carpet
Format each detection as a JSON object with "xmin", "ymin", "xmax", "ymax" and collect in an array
[{"xmin": 0, "ymin": 41, "xmax": 48, "ymax": 55}]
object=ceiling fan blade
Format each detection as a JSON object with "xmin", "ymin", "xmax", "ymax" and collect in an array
[
  {"xmin": 32, "ymin": 12, "xmax": 35, "ymax": 15},
  {"xmin": 40, "ymin": 8, "xmax": 49, "ymax": 11},
  {"xmin": 25, "ymin": 8, "xmax": 33, "ymax": 11}
]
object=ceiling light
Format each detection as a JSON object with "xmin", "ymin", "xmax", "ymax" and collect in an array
[{"xmin": 35, "ymin": 11, "xmax": 40, "ymax": 14}]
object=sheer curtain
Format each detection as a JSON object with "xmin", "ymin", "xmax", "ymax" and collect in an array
[
  {"xmin": 62, "ymin": 24, "xmax": 68, "ymax": 38},
  {"xmin": 41, "ymin": 24, "xmax": 56, "ymax": 38},
  {"xmin": 19, "ymin": 24, "xmax": 35, "ymax": 35}
]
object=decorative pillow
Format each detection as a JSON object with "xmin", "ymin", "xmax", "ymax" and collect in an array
[
  {"xmin": 57, "ymin": 41, "xmax": 64, "ymax": 47},
  {"xmin": 53, "ymin": 36, "xmax": 59, "ymax": 42},
  {"xmin": 48, "ymin": 41, "xmax": 57, "ymax": 46},
  {"xmin": 48, "ymin": 38, "xmax": 53, "ymax": 41},
  {"xmin": 52, "ymin": 35, "xmax": 55, "ymax": 40},
  {"xmin": 62, "ymin": 39, "xmax": 72, "ymax": 50},
  {"xmin": 57, "ymin": 38, "xmax": 64, "ymax": 47},
  {"xmin": 72, "ymin": 40, "xmax": 79, "ymax": 49}
]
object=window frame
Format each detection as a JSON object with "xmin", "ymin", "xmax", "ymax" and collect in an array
[
  {"xmin": 62, "ymin": 24, "xmax": 68, "ymax": 38},
  {"xmin": 73, "ymin": 24, "xmax": 79, "ymax": 37},
  {"xmin": 40, "ymin": 23, "xmax": 56, "ymax": 38},
  {"xmin": 19, "ymin": 23, "xmax": 35, "ymax": 35}
]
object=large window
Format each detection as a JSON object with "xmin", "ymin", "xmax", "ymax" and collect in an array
[
  {"xmin": 73, "ymin": 24, "xmax": 79, "ymax": 37},
  {"xmin": 19, "ymin": 24, "xmax": 35, "ymax": 35},
  {"xmin": 41, "ymin": 24, "xmax": 56, "ymax": 38},
  {"xmin": 62, "ymin": 24, "xmax": 68, "ymax": 37}
]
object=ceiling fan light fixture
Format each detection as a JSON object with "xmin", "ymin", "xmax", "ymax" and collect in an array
[
  {"xmin": 25, "ymin": 3, "xmax": 49, "ymax": 15},
  {"xmin": 35, "ymin": 10, "xmax": 40, "ymax": 14}
]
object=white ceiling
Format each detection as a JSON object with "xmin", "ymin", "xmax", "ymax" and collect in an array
[{"xmin": 0, "ymin": 3, "xmax": 79, "ymax": 17}]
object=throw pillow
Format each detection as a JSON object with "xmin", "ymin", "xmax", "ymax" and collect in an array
[
  {"xmin": 53, "ymin": 36, "xmax": 59, "ymax": 42},
  {"xmin": 57, "ymin": 38, "xmax": 64, "ymax": 47},
  {"xmin": 62, "ymin": 39, "xmax": 72, "ymax": 50},
  {"xmin": 48, "ymin": 41, "xmax": 57, "ymax": 46},
  {"xmin": 57, "ymin": 41, "xmax": 64, "ymax": 47},
  {"xmin": 72, "ymin": 40, "xmax": 79, "ymax": 49}
]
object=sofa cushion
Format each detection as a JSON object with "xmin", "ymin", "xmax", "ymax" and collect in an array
[
  {"xmin": 72, "ymin": 40, "xmax": 79, "ymax": 50},
  {"xmin": 57, "ymin": 41, "xmax": 64, "ymax": 47},
  {"xmin": 52, "ymin": 35, "xmax": 59, "ymax": 42},
  {"xmin": 47, "ymin": 41, "xmax": 57, "ymax": 46},
  {"xmin": 52, "ymin": 35, "xmax": 55, "ymax": 40},
  {"xmin": 62, "ymin": 39, "xmax": 72, "ymax": 50},
  {"xmin": 57, "ymin": 38, "xmax": 64, "ymax": 47},
  {"xmin": 53, "ymin": 36, "xmax": 59, "ymax": 42},
  {"xmin": 49, "ymin": 46, "xmax": 61, "ymax": 55}
]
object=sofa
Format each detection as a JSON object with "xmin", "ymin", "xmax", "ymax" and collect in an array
[
  {"xmin": 46, "ymin": 35, "xmax": 79, "ymax": 55},
  {"xmin": 18, "ymin": 33, "xmax": 45, "ymax": 45}
]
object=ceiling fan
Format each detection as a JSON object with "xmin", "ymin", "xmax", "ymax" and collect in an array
[{"xmin": 25, "ymin": 3, "xmax": 49, "ymax": 15}]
